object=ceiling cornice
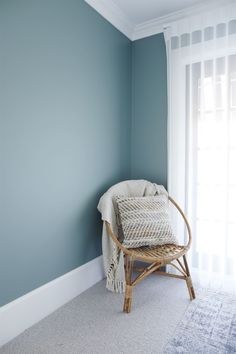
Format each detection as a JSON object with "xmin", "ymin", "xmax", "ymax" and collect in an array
[
  {"xmin": 84, "ymin": 0, "xmax": 234, "ymax": 42},
  {"xmin": 84, "ymin": 0, "xmax": 134, "ymax": 40},
  {"xmin": 132, "ymin": 0, "xmax": 233, "ymax": 40}
]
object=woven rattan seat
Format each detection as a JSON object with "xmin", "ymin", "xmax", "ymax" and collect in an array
[
  {"xmin": 129, "ymin": 244, "xmax": 187, "ymax": 263},
  {"xmin": 105, "ymin": 195, "xmax": 195, "ymax": 313}
]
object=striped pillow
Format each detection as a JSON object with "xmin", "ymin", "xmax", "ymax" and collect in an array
[{"xmin": 115, "ymin": 195, "xmax": 177, "ymax": 248}]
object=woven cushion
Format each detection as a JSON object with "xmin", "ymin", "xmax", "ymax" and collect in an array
[{"xmin": 115, "ymin": 195, "xmax": 177, "ymax": 248}]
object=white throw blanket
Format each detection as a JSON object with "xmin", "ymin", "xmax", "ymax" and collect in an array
[{"xmin": 97, "ymin": 180, "xmax": 168, "ymax": 293}]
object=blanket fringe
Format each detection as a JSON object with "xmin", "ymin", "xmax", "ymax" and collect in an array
[{"xmin": 106, "ymin": 278, "xmax": 126, "ymax": 293}]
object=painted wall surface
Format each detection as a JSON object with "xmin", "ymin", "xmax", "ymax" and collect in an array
[
  {"xmin": 0, "ymin": 0, "xmax": 131, "ymax": 306},
  {"xmin": 131, "ymin": 34, "xmax": 167, "ymax": 186}
]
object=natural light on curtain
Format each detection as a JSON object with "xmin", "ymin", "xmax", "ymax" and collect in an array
[{"xmin": 164, "ymin": 2, "xmax": 236, "ymax": 291}]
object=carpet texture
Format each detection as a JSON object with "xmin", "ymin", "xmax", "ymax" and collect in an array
[
  {"xmin": 164, "ymin": 288, "xmax": 236, "ymax": 353},
  {"xmin": 3, "ymin": 275, "xmax": 235, "ymax": 354},
  {"xmin": 0, "ymin": 275, "xmax": 191, "ymax": 354}
]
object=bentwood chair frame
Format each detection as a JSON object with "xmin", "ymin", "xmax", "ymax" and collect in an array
[{"xmin": 105, "ymin": 196, "xmax": 195, "ymax": 313}]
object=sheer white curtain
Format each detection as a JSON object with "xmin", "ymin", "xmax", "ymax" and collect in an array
[{"xmin": 164, "ymin": 2, "xmax": 236, "ymax": 291}]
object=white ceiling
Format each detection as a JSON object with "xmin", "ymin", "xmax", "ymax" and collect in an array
[
  {"xmin": 112, "ymin": 0, "xmax": 207, "ymax": 25},
  {"xmin": 85, "ymin": 0, "xmax": 232, "ymax": 40}
]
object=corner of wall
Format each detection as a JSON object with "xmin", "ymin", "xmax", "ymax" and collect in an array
[{"xmin": 130, "ymin": 41, "xmax": 135, "ymax": 179}]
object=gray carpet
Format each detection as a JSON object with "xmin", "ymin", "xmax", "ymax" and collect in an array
[{"xmin": 0, "ymin": 275, "xmax": 191, "ymax": 354}]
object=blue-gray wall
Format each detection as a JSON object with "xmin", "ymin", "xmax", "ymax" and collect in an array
[
  {"xmin": 131, "ymin": 34, "xmax": 167, "ymax": 186},
  {"xmin": 0, "ymin": 0, "xmax": 131, "ymax": 306},
  {"xmin": 0, "ymin": 1, "xmax": 168, "ymax": 307}
]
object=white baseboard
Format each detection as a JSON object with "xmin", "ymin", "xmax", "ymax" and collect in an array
[{"xmin": 0, "ymin": 255, "xmax": 104, "ymax": 347}]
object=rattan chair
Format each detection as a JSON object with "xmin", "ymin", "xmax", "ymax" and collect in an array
[{"xmin": 105, "ymin": 196, "xmax": 195, "ymax": 313}]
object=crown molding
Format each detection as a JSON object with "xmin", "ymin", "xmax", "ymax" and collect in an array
[
  {"xmin": 85, "ymin": 0, "xmax": 235, "ymax": 42},
  {"xmin": 132, "ymin": 0, "xmax": 233, "ymax": 41},
  {"xmin": 84, "ymin": 0, "xmax": 134, "ymax": 40}
]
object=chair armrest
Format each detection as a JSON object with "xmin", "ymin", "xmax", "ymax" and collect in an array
[
  {"xmin": 168, "ymin": 196, "xmax": 192, "ymax": 250},
  {"xmin": 104, "ymin": 221, "xmax": 132, "ymax": 255}
]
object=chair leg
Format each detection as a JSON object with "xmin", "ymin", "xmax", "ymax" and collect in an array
[
  {"xmin": 123, "ymin": 256, "xmax": 134, "ymax": 313},
  {"xmin": 123, "ymin": 284, "xmax": 133, "ymax": 313},
  {"xmin": 183, "ymin": 255, "xmax": 196, "ymax": 300}
]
